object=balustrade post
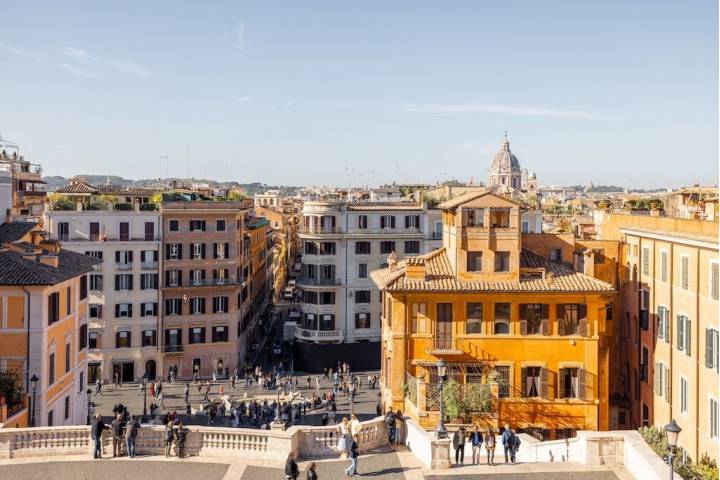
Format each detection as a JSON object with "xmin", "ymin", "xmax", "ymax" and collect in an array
[{"xmin": 417, "ymin": 373, "xmax": 427, "ymax": 415}]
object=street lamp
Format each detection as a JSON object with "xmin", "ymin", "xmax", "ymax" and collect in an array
[
  {"xmin": 435, "ymin": 359, "xmax": 448, "ymax": 439},
  {"xmin": 86, "ymin": 388, "xmax": 92, "ymax": 425},
  {"xmin": 141, "ymin": 374, "xmax": 148, "ymax": 422},
  {"xmin": 665, "ymin": 419, "xmax": 682, "ymax": 480},
  {"xmin": 29, "ymin": 374, "xmax": 38, "ymax": 427}
]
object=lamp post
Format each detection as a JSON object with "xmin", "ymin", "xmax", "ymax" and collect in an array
[
  {"xmin": 29, "ymin": 374, "xmax": 38, "ymax": 427},
  {"xmin": 86, "ymin": 388, "xmax": 92, "ymax": 425},
  {"xmin": 665, "ymin": 419, "xmax": 682, "ymax": 480},
  {"xmin": 141, "ymin": 374, "xmax": 148, "ymax": 422},
  {"xmin": 435, "ymin": 359, "xmax": 448, "ymax": 439}
]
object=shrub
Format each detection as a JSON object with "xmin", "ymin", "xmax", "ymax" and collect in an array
[
  {"xmin": 140, "ymin": 203, "xmax": 158, "ymax": 211},
  {"xmin": 114, "ymin": 202, "xmax": 133, "ymax": 211},
  {"xmin": 53, "ymin": 199, "xmax": 75, "ymax": 210},
  {"xmin": 639, "ymin": 426, "xmax": 718, "ymax": 480},
  {"xmin": 0, "ymin": 371, "xmax": 23, "ymax": 408}
]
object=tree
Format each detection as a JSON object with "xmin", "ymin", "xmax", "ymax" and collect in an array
[
  {"xmin": 442, "ymin": 380, "xmax": 493, "ymax": 423},
  {"xmin": 0, "ymin": 371, "xmax": 23, "ymax": 409}
]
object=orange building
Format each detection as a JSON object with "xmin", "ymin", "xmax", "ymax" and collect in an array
[
  {"xmin": 0, "ymin": 222, "xmax": 99, "ymax": 427},
  {"xmin": 372, "ymin": 192, "xmax": 618, "ymax": 439}
]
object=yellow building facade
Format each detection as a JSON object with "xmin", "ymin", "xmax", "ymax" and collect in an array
[{"xmin": 372, "ymin": 192, "xmax": 617, "ymax": 439}]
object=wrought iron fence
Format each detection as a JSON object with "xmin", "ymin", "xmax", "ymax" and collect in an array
[
  {"xmin": 425, "ymin": 382, "xmax": 441, "ymax": 411},
  {"xmin": 405, "ymin": 373, "xmax": 418, "ymax": 407}
]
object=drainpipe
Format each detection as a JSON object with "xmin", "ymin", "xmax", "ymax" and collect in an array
[{"xmin": 22, "ymin": 286, "xmax": 31, "ymax": 393}]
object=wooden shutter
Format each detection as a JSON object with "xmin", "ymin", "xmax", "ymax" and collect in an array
[
  {"xmin": 654, "ymin": 362, "xmax": 661, "ymax": 395},
  {"xmin": 380, "ymin": 216, "xmax": 386, "ymax": 228},
  {"xmin": 541, "ymin": 319, "xmax": 549, "ymax": 336},
  {"xmin": 390, "ymin": 216, "xmax": 396, "ymax": 228},
  {"xmin": 114, "ymin": 275, "xmax": 120, "ymax": 291},
  {"xmin": 664, "ymin": 367, "xmax": 670, "ymax": 401},
  {"xmin": 707, "ymin": 329, "xmax": 714, "ymax": 368},
  {"xmin": 98, "ymin": 305, "xmax": 103, "ymax": 319},
  {"xmin": 140, "ymin": 303, "xmax": 145, "ymax": 317},
  {"xmin": 115, "ymin": 251, "xmax": 120, "ymax": 262},
  {"xmin": 115, "ymin": 304, "xmax": 120, "ymax": 318},
  {"xmin": 128, "ymin": 304, "xmax": 133, "ymax": 317},
  {"xmin": 213, "ymin": 243, "xmax": 218, "ymax": 259},
  {"xmin": 686, "ymin": 319, "xmax": 691, "ymax": 356},
  {"xmin": 178, "ymin": 244, "xmax": 183, "ymax": 260},
  {"xmin": 166, "ymin": 245, "xmax": 171, "ymax": 260},
  {"xmin": 664, "ymin": 311, "xmax": 670, "ymax": 343},
  {"xmin": 128, "ymin": 251, "xmax": 133, "ymax": 262},
  {"xmin": 520, "ymin": 319, "xmax": 527, "ymax": 335},
  {"xmin": 558, "ymin": 368, "xmax": 566, "ymax": 399},
  {"xmin": 677, "ymin": 316, "xmax": 684, "ymax": 351},
  {"xmin": 128, "ymin": 275, "xmax": 134, "ymax": 290},
  {"xmin": 540, "ymin": 368, "xmax": 549, "ymax": 399},
  {"xmin": 557, "ymin": 305, "xmax": 565, "ymax": 335},
  {"xmin": 201, "ymin": 243, "xmax": 206, "ymax": 259},
  {"xmin": 140, "ymin": 275, "xmax": 146, "ymax": 290},
  {"xmin": 141, "ymin": 251, "xmax": 146, "ymax": 262},
  {"xmin": 578, "ymin": 319, "xmax": 588, "ymax": 336},
  {"xmin": 577, "ymin": 369, "xmax": 585, "ymax": 400},
  {"xmin": 224, "ymin": 243, "xmax": 229, "ymax": 259},
  {"xmin": 153, "ymin": 274, "xmax": 158, "ymax": 287},
  {"xmin": 153, "ymin": 250, "xmax": 158, "ymax": 261},
  {"xmin": 404, "ymin": 216, "xmax": 409, "ymax": 228},
  {"xmin": 520, "ymin": 367, "xmax": 527, "ymax": 397}
]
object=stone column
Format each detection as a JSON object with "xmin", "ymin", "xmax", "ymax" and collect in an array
[{"xmin": 430, "ymin": 437, "xmax": 452, "ymax": 470}]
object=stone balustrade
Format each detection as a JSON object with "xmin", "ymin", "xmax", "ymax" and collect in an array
[{"xmin": 0, "ymin": 416, "xmax": 387, "ymax": 463}]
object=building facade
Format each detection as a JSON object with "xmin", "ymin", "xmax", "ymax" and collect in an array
[{"xmin": 372, "ymin": 192, "xmax": 617, "ymax": 439}]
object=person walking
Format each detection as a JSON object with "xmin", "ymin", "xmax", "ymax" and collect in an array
[
  {"xmin": 485, "ymin": 429, "xmax": 496, "ymax": 466},
  {"xmin": 384, "ymin": 409, "xmax": 396, "ymax": 448},
  {"xmin": 285, "ymin": 452, "xmax": 300, "ymax": 480},
  {"xmin": 125, "ymin": 415, "xmax": 139, "ymax": 458},
  {"xmin": 501, "ymin": 424, "xmax": 519, "ymax": 464},
  {"xmin": 113, "ymin": 371, "xmax": 122, "ymax": 388},
  {"xmin": 95, "ymin": 378, "xmax": 103, "ymax": 396},
  {"xmin": 452, "ymin": 426, "xmax": 466, "ymax": 465},
  {"xmin": 305, "ymin": 462, "xmax": 318, "ymax": 480},
  {"xmin": 111, "ymin": 413, "xmax": 126, "ymax": 457},
  {"xmin": 90, "ymin": 412, "xmax": 107, "ymax": 459},
  {"xmin": 469, "ymin": 425, "xmax": 483, "ymax": 465},
  {"xmin": 344, "ymin": 439, "xmax": 359, "ymax": 477},
  {"xmin": 184, "ymin": 383, "xmax": 190, "ymax": 403},
  {"xmin": 164, "ymin": 420, "xmax": 175, "ymax": 457}
]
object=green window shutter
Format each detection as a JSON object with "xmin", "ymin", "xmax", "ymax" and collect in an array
[
  {"xmin": 664, "ymin": 309, "xmax": 670, "ymax": 344},
  {"xmin": 677, "ymin": 316, "xmax": 684, "ymax": 352},
  {"xmin": 686, "ymin": 319, "xmax": 692, "ymax": 356},
  {"xmin": 653, "ymin": 362, "xmax": 661, "ymax": 396},
  {"xmin": 706, "ymin": 329, "xmax": 714, "ymax": 369}
]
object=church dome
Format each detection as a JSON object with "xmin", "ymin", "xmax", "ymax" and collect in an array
[{"xmin": 490, "ymin": 135, "xmax": 521, "ymax": 173}]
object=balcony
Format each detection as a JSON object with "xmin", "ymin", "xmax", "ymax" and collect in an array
[
  {"xmin": 165, "ymin": 279, "xmax": 240, "ymax": 289},
  {"xmin": 299, "ymin": 226, "xmax": 342, "ymax": 234},
  {"xmin": 294, "ymin": 328, "xmax": 343, "ymax": 343},
  {"xmin": 430, "ymin": 231, "xmax": 442, "ymax": 240},
  {"xmin": 297, "ymin": 277, "xmax": 341, "ymax": 286},
  {"xmin": 426, "ymin": 335, "xmax": 464, "ymax": 355},
  {"xmin": 116, "ymin": 263, "xmax": 133, "ymax": 271},
  {"xmin": 141, "ymin": 262, "xmax": 159, "ymax": 270},
  {"xmin": 162, "ymin": 345, "xmax": 184, "ymax": 355}
]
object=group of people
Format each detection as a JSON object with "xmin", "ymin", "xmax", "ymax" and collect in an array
[
  {"xmin": 89, "ymin": 412, "xmax": 142, "ymax": 459},
  {"xmin": 451, "ymin": 423, "xmax": 521, "ymax": 466}
]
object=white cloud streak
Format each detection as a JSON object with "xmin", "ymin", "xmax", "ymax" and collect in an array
[
  {"xmin": 60, "ymin": 47, "xmax": 91, "ymax": 62},
  {"xmin": 399, "ymin": 103, "xmax": 613, "ymax": 120},
  {"xmin": 108, "ymin": 60, "xmax": 150, "ymax": 76},
  {"xmin": 61, "ymin": 63, "xmax": 99, "ymax": 78},
  {"xmin": 235, "ymin": 96, "xmax": 251, "ymax": 104},
  {"xmin": 0, "ymin": 42, "xmax": 45, "ymax": 61}
]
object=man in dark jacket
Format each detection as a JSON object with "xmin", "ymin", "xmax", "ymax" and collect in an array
[
  {"xmin": 175, "ymin": 421, "xmax": 188, "ymax": 459},
  {"xmin": 110, "ymin": 413, "xmax": 126, "ymax": 457},
  {"xmin": 469, "ymin": 425, "xmax": 483, "ymax": 464},
  {"xmin": 125, "ymin": 415, "xmax": 139, "ymax": 458},
  {"xmin": 385, "ymin": 409, "xmax": 396, "ymax": 447},
  {"xmin": 501, "ymin": 424, "xmax": 520, "ymax": 463},
  {"xmin": 90, "ymin": 412, "xmax": 107, "ymax": 459},
  {"xmin": 285, "ymin": 451, "xmax": 299, "ymax": 480},
  {"xmin": 344, "ymin": 439, "xmax": 359, "ymax": 476}
]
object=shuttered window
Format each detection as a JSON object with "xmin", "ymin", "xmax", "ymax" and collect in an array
[
  {"xmin": 711, "ymin": 262, "xmax": 719, "ymax": 300},
  {"xmin": 681, "ymin": 256, "xmax": 689, "ymax": 290}
]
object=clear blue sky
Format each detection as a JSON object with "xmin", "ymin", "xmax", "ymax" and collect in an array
[{"xmin": 0, "ymin": 1, "xmax": 717, "ymax": 188}]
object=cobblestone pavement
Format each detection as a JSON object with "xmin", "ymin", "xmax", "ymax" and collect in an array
[
  {"xmin": 93, "ymin": 370, "xmax": 383, "ymax": 426},
  {"xmin": 0, "ymin": 460, "xmax": 229, "ymax": 480}
]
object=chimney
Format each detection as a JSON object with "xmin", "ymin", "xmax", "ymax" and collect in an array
[
  {"xmin": 583, "ymin": 249, "xmax": 595, "ymax": 278},
  {"xmin": 404, "ymin": 255, "xmax": 427, "ymax": 281},
  {"xmin": 40, "ymin": 254, "xmax": 59, "ymax": 268},
  {"xmin": 387, "ymin": 251, "xmax": 399, "ymax": 272}
]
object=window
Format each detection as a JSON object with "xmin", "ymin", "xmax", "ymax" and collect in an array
[
  {"xmin": 88, "ymin": 332, "xmax": 98, "ymax": 349},
  {"xmin": 711, "ymin": 398, "xmax": 719, "ymax": 440},
  {"xmin": 304, "ymin": 241, "xmax": 318, "ymax": 255},
  {"xmin": 559, "ymin": 368, "xmax": 581, "ymax": 399},
  {"xmin": 593, "ymin": 249, "xmax": 605, "ymax": 264},
  {"xmin": 404, "ymin": 241, "xmax": 420, "ymax": 254},
  {"xmin": 140, "ymin": 302, "xmax": 157, "ymax": 316},
  {"xmin": 80, "ymin": 275, "xmax": 87, "ymax": 300},
  {"xmin": 48, "ymin": 353, "xmax": 55, "ymax": 385},
  {"xmin": 521, "ymin": 221, "xmax": 530, "ymax": 234},
  {"xmin": 358, "ymin": 263, "xmax": 368, "ymax": 279},
  {"xmin": 192, "ymin": 242, "xmax": 205, "ymax": 260},
  {"xmin": 355, "ymin": 312, "xmax": 370, "ymax": 329},
  {"xmin": 466, "ymin": 251, "xmax": 482, "ymax": 272},
  {"xmin": 165, "ymin": 328, "xmax": 182, "ymax": 347},
  {"xmin": 214, "ymin": 242, "xmax": 228, "ymax": 259},
  {"xmin": 89, "ymin": 274, "xmax": 103, "ymax": 291},
  {"xmin": 166, "ymin": 270, "xmax": 181, "ymax": 287},
  {"xmin": 64, "ymin": 395, "xmax": 70, "ymax": 420},
  {"xmin": 89, "ymin": 222, "xmax": 100, "ymax": 242},
  {"xmin": 711, "ymin": 262, "xmax": 719, "ymax": 300},
  {"xmin": 167, "ymin": 243, "xmax": 182, "ymax": 260},
  {"xmin": 523, "ymin": 366, "xmax": 542, "ymax": 397},
  {"xmin": 65, "ymin": 342, "xmax": 71, "ymax": 373},
  {"xmin": 355, "ymin": 290, "xmax": 371, "ymax": 304},
  {"xmin": 79, "ymin": 324, "xmax": 88, "ymax": 350},
  {"xmin": 494, "ymin": 252, "xmax": 510, "ymax": 272},
  {"xmin": 657, "ymin": 306, "xmax": 670, "ymax": 343},
  {"xmin": 189, "ymin": 327, "xmax": 206, "ymax": 344},
  {"xmin": 380, "ymin": 241, "xmax": 395, "ymax": 254},
  {"xmin": 169, "ymin": 220, "xmax": 179, "ymax": 232},
  {"xmin": 357, "ymin": 215, "xmax": 368, "ymax": 229},
  {"xmin": 411, "ymin": 302, "xmax": 427, "ymax": 333},
  {"xmin": 640, "ymin": 289, "xmax": 650, "ymax": 330},
  {"xmin": 320, "ymin": 264, "xmax": 335, "ymax": 281},
  {"xmin": 303, "ymin": 313, "xmax": 316, "ymax": 330},
  {"xmin": 355, "ymin": 242, "xmax": 371, "ymax": 255},
  {"xmin": 706, "ymin": 328, "xmax": 720, "ymax": 372},
  {"xmin": 380, "ymin": 215, "xmax": 396, "ymax": 229},
  {"xmin": 642, "ymin": 247, "xmax": 650, "ymax": 275},
  {"xmin": 140, "ymin": 273, "xmax": 158, "ymax": 290},
  {"xmin": 489, "ymin": 208, "xmax": 511, "ymax": 228},
  {"xmin": 404, "ymin": 215, "xmax": 420, "ymax": 229},
  {"xmin": 641, "ymin": 347, "xmax": 649, "ymax": 382},
  {"xmin": 464, "ymin": 208, "xmax": 485, "ymax": 227},
  {"xmin": 85, "ymin": 250, "xmax": 103, "ymax": 260},
  {"xmin": 680, "ymin": 377, "xmax": 688, "ymax": 414},
  {"xmin": 48, "ymin": 292, "xmax": 59, "ymax": 325},
  {"xmin": 47, "ymin": 410, "xmax": 54, "ymax": 427},
  {"xmin": 216, "ymin": 219, "xmax": 226, "ymax": 231},
  {"xmin": 213, "ymin": 296, "xmax": 229, "ymax": 313},
  {"xmin": 114, "ymin": 274, "xmax": 133, "ymax": 291},
  {"xmin": 116, "ymin": 331, "xmax": 131, "ymax": 348},
  {"xmin": 119, "ymin": 222, "xmax": 130, "ymax": 241},
  {"xmin": 303, "ymin": 291, "xmax": 318, "ymax": 304},
  {"xmin": 681, "ymin": 256, "xmax": 689, "ymax": 290},
  {"xmin": 66, "ymin": 287, "xmax": 72, "ymax": 315},
  {"xmin": 189, "ymin": 220, "xmax": 206, "ymax": 232},
  {"xmin": 660, "ymin": 250, "xmax": 668, "ymax": 282},
  {"xmin": 495, "ymin": 366, "xmax": 510, "ymax": 398},
  {"xmin": 320, "ymin": 292, "xmax": 335, "ymax": 305},
  {"xmin": 437, "ymin": 303, "xmax": 453, "ymax": 322},
  {"xmin": 213, "ymin": 268, "xmax": 228, "ymax": 284},
  {"xmin": 320, "ymin": 314, "xmax": 335, "ymax": 330},
  {"xmin": 58, "ymin": 222, "xmax": 69, "ymax": 241},
  {"xmin": 654, "ymin": 362, "xmax": 670, "ymax": 402},
  {"xmin": 166, "ymin": 298, "xmax": 182, "ymax": 315},
  {"xmin": 494, "ymin": 303, "xmax": 510, "ymax": 334},
  {"xmin": 558, "ymin": 304, "xmax": 587, "ymax": 336},
  {"xmin": 466, "ymin": 303, "xmax": 482, "ymax": 334},
  {"xmin": 144, "ymin": 222, "xmax": 155, "ymax": 241},
  {"xmin": 520, "ymin": 304, "xmax": 548, "ymax": 335},
  {"xmin": 549, "ymin": 248, "xmax": 562, "ymax": 262},
  {"xmin": 320, "ymin": 242, "xmax": 336, "ymax": 255},
  {"xmin": 142, "ymin": 330, "xmax": 157, "ymax": 347},
  {"xmin": 677, "ymin": 315, "xmax": 691, "ymax": 355},
  {"xmin": 190, "ymin": 297, "xmax": 206, "ymax": 315},
  {"xmin": 212, "ymin": 326, "xmax": 228, "ymax": 343},
  {"xmin": 190, "ymin": 269, "xmax": 205, "ymax": 285},
  {"xmin": 115, "ymin": 250, "xmax": 133, "ymax": 268}
]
